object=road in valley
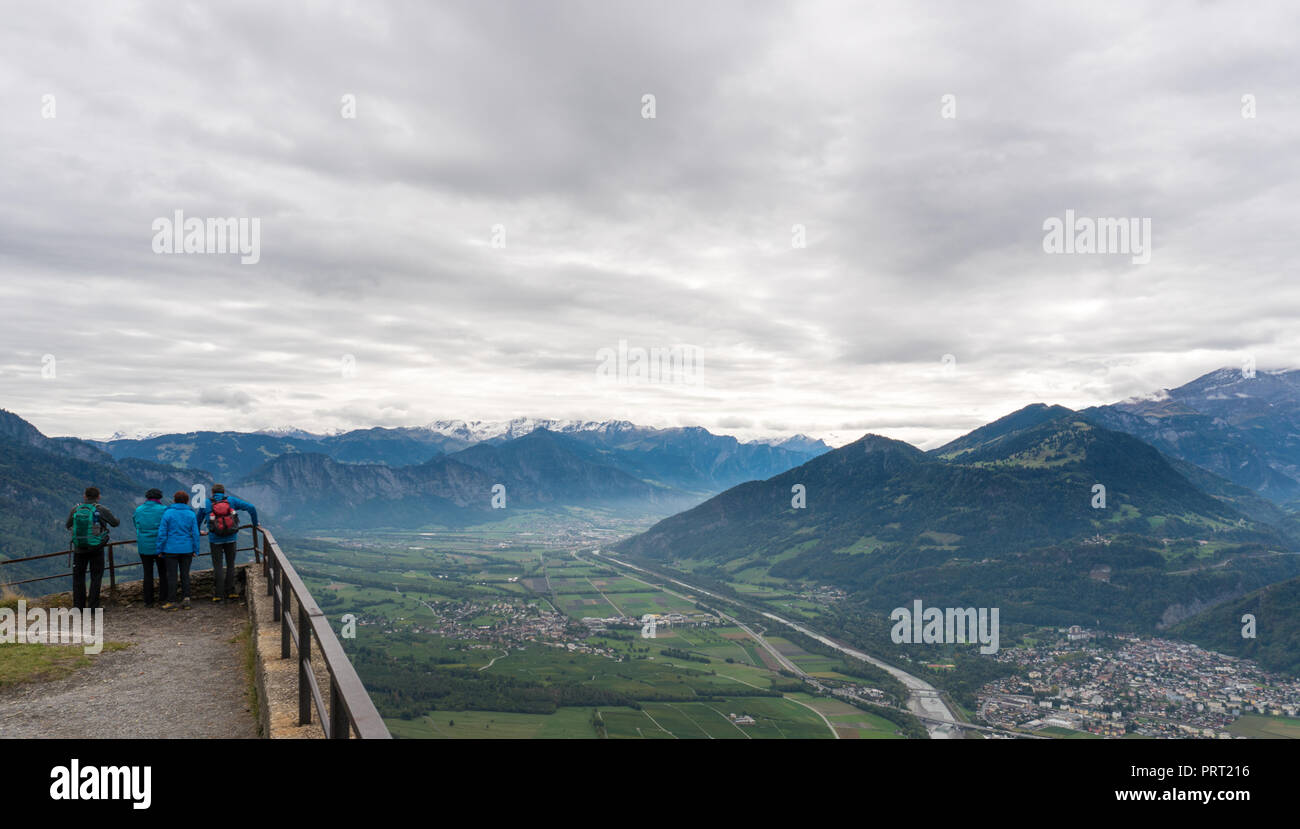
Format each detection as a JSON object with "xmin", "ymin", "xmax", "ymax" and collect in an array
[{"xmin": 588, "ymin": 550, "xmax": 964, "ymax": 739}]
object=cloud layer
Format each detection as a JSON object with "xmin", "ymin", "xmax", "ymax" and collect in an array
[{"xmin": 2, "ymin": 1, "xmax": 1298, "ymax": 447}]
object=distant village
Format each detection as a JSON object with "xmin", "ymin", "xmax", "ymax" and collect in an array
[{"xmin": 357, "ymin": 595, "xmax": 721, "ymax": 662}]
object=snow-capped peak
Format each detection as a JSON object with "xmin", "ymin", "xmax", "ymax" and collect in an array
[
  {"xmin": 255, "ymin": 426, "xmax": 329, "ymax": 440},
  {"xmin": 424, "ymin": 418, "xmax": 638, "ymax": 442},
  {"xmin": 105, "ymin": 429, "xmax": 165, "ymax": 441}
]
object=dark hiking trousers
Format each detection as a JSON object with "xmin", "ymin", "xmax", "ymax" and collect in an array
[
  {"xmin": 72, "ymin": 546, "xmax": 105, "ymax": 609},
  {"xmin": 140, "ymin": 554, "xmax": 167, "ymax": 606},
  {"xmin": 163, "ymin": 555, "xmax": 193, "ymax": 602},
  {"xmin": 210, "ymin": 540, "xmax": 238, "ymax": 597}
]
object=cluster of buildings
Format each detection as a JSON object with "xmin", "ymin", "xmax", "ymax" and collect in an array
[
  {"xmin": 578, "ymin": 611, "xmax": 716, "ymax": 633},
  {"xmin": 826, "ymin": 682, "xmax": 888, "ymax": 704},
  {"xmin": 977, "ymin": 627, "xmax": 1300, "ymax": 738},
  {"xmin": 364, "ymin": 596, "xmax": 725, "ymax": 663},
  {"xmin": 541, "ymin": 639, "xmax": 624, "ymax": 660},
  {"xmin": 361, "ymin": 596, "xmax": 576, "ymax": 647},
  {"xmin": 800, "ymin": 585, "xmax": 848, "ymax": 605}
]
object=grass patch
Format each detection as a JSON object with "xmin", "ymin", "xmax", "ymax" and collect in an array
[
  {"xmin": 0, "ymin": 641, "xmax": 129, "ymax": 689},
  {"xmin": 0, "ymin": 584, "xmax": 24, "ymax": 611},
  {"xmin": 233, "ymin": 620, "xmax": 262, "ymax": 736}
]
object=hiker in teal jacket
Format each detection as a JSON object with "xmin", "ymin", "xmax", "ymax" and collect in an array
[
  {"xmin": 132, "ymin": 488, "xmax": 169, "ymax": 607},
  {"xmin": 196, "ymin": 484, "xmax": 258, "ymax": 602},
  {"xmin": 66, "ymin": 486, "xmax": 120, "ymax": 610},
  {"xmin": 156, "ymin": 492, "xmax": 200, "ymax": 610}
]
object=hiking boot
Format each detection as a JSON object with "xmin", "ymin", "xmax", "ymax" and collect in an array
[
  {"xmin": 182, "ymin": 598, "xmax": 191, "ymax": 610},
  {"xmin": 227, "ymin": 593, "xmax": 240, "ymax": 601},
  {"xmin": 211, "ymin": 596, "xmax": 223, "ymax": 603},
  {"xmin": 160, "ymin": 602, "xmax": 177, "ymax": 611}
]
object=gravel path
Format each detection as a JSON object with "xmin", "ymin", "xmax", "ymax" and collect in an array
[{"xmin": 0, "ymin": 599, "xmax": 259, "ymax": 739}]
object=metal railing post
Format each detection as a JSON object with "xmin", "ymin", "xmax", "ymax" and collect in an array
[
  {"xmin": 108, "ymin": 545, "xmax": 116, "ymax": 599},
  {"xmin": 265, "ymin": 533, "xmax": 275, "ymax": 599},
  {"xmin": 299, "ymin": 600, "xmax": 312, "ymax": 726},
  {"xmin": 330, "ymin": 680, "xmax": 349, "ymax": 739},
  {"xmin": 271, "ymin": 557, "xmax": 281, "ymax": 617},
  {"xmin": 281, "ymin": 569, "xmax": 292, "ymax": 660}
]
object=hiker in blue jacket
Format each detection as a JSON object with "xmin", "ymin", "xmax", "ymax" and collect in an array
[
  {"xmin": 196, "ymin": 484, "xmax": 258, "ymax": 602},
  {"xmin": 131, "ymin": 488, "xmax": 169, "ymax": 607},
  {"xmin": 156, "ymin": 491, "xmax": 200, "ymax": 610}
]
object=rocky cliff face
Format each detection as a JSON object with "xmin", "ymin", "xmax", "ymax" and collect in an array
[{"xmin": 1087, "ymin": 368, "xmax": 1300, "ymax": 501}]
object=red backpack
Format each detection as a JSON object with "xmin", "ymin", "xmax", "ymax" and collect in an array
[{"xmin": 209, "ymin": 499, "xmax": 239, "ymax": 534}]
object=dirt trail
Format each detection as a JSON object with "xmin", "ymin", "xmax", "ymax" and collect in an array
[{"xmin": 0, "ymin": 596, "xmax": 258, "ymax": 739}]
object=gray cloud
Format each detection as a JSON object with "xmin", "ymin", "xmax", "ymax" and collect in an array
[{"xmin": 2, "ymin": 1, "xmax": 1298, "ymax": 448}]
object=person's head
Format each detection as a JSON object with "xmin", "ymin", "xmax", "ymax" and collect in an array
[
  {"xmin": 212, "ymin": 484, "xmax": 226, "ymax": 495},
  {"xmin": 173, "ymin": 491, "xmax": 190, "ymax": 505},
  {"xmin": 84, "ymin": 486, "xmax": 100, "ymax": 502},
  {"xmin": 145, "ymin": 488, "xmax": 163, "ymax": 501}
]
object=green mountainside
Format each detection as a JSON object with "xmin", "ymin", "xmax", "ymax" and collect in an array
[{"xmin": 616, "ymin": 407, "xmax": 1300, "ymax": 637}]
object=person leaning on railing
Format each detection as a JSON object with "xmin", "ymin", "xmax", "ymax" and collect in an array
[
  {"xmin": 196, "ymin": 483, "xmax": 258, "ymax": 603},
  {"xmin": 156, "ymin": 490, "xmax": 200, "ymax": 611},
  {"xmin": 65, "ymin": 486, "xmax": 120, "ymax": 610},
  {"xmin": 132, "ymin": 488, "xmax": 169, "ymax": 608}
]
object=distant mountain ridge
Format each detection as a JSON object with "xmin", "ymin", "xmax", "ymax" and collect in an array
[
  {"xmin": 619, "ymin": 410, "xmax": 1289, "ymax": 566},
  {"xmin": 0, "ymin": 411, "xmax": 827, "ymax": 540},
  {"xmin": 615, "ymin": 392, "xmax": 1300, "ymax": 638},
  {"xmin": 0, "ymin": 410, "xmax": 210, "ymax": 584},
  {"xmin": 238, "ymin": 429, "xmax": 699, "ymax": 529},
  {"xmin": 93, "ymin": 418, "xmax": 830, "ymax": 499},
  {"xmin": 1086, "ymin": 367, "xmax": 1300, "ymax": 503}
]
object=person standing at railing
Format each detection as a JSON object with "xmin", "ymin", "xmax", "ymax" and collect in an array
[
  {"xmin": 65, "ymin": 486, "xmax": 120, "ymax": 610},
  {"xmin": 132, "ymin": 488, "xmax": 169, "ymax": 608},
  {"xmin": 196, "ymin": 483, "xmax": 258, "ymax": 603},
  {"xmin": 156, "ymin": 490, "xmax": 200, "ymax": 610}
]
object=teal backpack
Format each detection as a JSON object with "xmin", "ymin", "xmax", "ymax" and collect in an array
[{"xmin": 71, "ymin": 503, "xmax": 107, "ymax": 548}]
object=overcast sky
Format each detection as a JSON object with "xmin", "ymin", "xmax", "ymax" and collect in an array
[{"xmin": 2, "ymin": 1, "xmax": 1298, "ymax": 448}]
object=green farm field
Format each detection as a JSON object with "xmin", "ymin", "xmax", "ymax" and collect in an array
[
  {"xmin": 284, "ymin": 529, "xmax": 919, "ymax": 739},
  {"xmin": 1227, "ymin": 714, "xmax": 1300, "ymax": 739}
]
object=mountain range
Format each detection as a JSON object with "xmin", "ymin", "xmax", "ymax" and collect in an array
[
  {"xmin": 615, "ymin": 371, "xmax": 1300, "ymax": 671},
  {"xmin": 237, "ymin": 429, "xmax": 699, "ymax": 528},
  {"xmin": 619, "ymin": 407, "xmax": 1295, "ymax": 566},
  {"xmin": 93, "ymin": 417, "xmax": 829, "ymax": 491},
  {"xmin": 0, "ymin": 411, "xmax": 829, "ymax": 578},
  {"xmin": 1085, "ymin": 368, "xmax": 1300, "ymax": 504},
  {"xmin": 7, "ymin": 366, "xmax": 1300, "ymax": 674}
]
